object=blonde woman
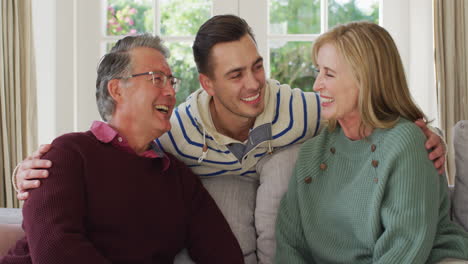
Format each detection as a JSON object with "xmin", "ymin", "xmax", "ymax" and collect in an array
[{"xmin": 275, "ymin": 22, "xmax": 468, "ymax": 264}]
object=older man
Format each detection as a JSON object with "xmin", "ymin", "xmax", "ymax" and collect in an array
[
  {"xmin": 14, "ymin": 15, "xmax": 445, "ymax": 264},
  {"xmin": 1, "ymin": 34, "xmax": 243, "ymax": 264}
]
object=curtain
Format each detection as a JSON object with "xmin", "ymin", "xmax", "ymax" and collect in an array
[
  {"xmin": 434, "ymin": 0, "xmax": 468, "ymax": 184},
  {"xmin": 0, "ymin": 0, "xmax": 37, "ymax": 208}
]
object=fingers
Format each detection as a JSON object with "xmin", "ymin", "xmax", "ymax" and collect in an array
[
  {"xmin": 415, "ymin": 119, "xmax": 430, "ymax": 135},
  {"xmin": 18, "ymin": 178, "xmax": 41, "ymax": 191},
  {"xmin": 425, "ymin": 132, "xmax": 440, "ymax": 150},
  {"xmin": 17, "ymin": 191, "xmax": 29, "ymax": 201},
  {"xmin": 16, "ymin": 159, "xmax": 51, "ymax": 192},
  {"xmin": 430, "ymin": 149, "xmax": 446, "ymax": 175},
  {"xmin": 428, "ymin": 144, "xmax": 444, "ymax": 161},
  {"xmin": 414, "ymin": 119, "xmax": 439, "ymax": 150},
  {"xmin": 27, "ymin": 144, "xmax": 52, "ymax": 160},
  {"xmin": 17, "ymin": 168, "xmax": 49, "ymax": 181},
  {"xmin": 20, "ymin": 158, "xmax": 52, "ymax": 171}
]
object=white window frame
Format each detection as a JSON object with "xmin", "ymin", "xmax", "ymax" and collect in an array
[{"xmin": 32, "ymin": 0, "xmax": 437, "ymax": 144}]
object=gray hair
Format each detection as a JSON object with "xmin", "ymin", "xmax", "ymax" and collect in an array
[{"xmin": 96, "ymin": 33, "xmax": 170, "ymax": 121}]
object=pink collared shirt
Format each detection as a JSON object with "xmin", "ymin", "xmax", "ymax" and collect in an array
[{"xmin": 90, "ymin": 121, "xmax": 170, "ymax": 171}]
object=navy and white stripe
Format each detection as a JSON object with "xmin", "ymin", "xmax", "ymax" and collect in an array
[{"xmin": 156, "ymin": 79, "xmax": 322, "ymax": 178}]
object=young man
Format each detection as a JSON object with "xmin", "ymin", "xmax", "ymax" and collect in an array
[{"xmin": 14, "ymin": 15, "xmax": 445, "ymax": 264}]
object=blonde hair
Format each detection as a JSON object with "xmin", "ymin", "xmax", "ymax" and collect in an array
[{"xmin": 312, "ymin": 21, "xmax": 426, "ymax": 133}]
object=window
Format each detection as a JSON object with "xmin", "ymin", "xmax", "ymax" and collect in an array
[
  {"xmin": 267, "ymin": 0, "xmax": 379, "ymax": 91},
  {"xmin": 104, "ymin": 0, "xmax": 212, "ymax": 104},
  {"xmin": 35, "ymin": 0, "xmax": 437, "ymax": 143},
  {"xmin": 103, "ymin": 0, "xmax": 378, "ymax": 101}
]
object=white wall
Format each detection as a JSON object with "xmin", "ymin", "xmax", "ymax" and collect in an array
[
  {"xmin": 32, "ymin": 0, "xmax": 101, "ymax": 145},
  {"xmin": 32, "ymin": 0, "xmax": 56, "ymax": 145},
  {"xmin": 381, "ymin": 0, "xmax": 438, "ymax": 125},
  {"xmin": 33, "ymin": 0, "xmax": 75, "ymax": 144},
  {"xmin": 408, "ymin": 0, "xmax": 438, "ymax": 125}
]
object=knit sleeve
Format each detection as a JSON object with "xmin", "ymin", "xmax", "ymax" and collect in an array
[
  {"xmin": 373, "ymin": 124, "xmax": 440, "ymax": 264},
  {"xmin": 22, "ymin": 135, "xmax": 111, "ymax": 264},
  {"xmin": 172, "ymin": 157, "xmax": 244, "ymax": 264},
  {"xmin": 275, "ymin": 168, "xmax": 314, "ymax": 264}
]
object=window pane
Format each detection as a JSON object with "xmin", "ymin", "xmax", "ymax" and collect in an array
[
  {"xmin": 166, "ymin": 42, "xmax": 201, "ymax": 106},
  {"xmin": 160, "ymin": 0, "xmax": 212, "ymax": 36},
  {"xmin": 328, "ymin": 0, "xmax": 379, "ymax": 28},
  {"xmin": 270, "ymin": 41, "xmax": 315, "ymax": 92},
  {"xmin": 106, "ymin": 0, "xmax": 153, "ymax": 36},
  {"xmin": 269, "ymin": 0, "xmax": 321, "ymax": 34}
]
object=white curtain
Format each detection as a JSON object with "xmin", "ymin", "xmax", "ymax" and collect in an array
[
  {"xmin": 0, "ymin": 0, "xmax": 37, "ymax": 208},
  {"xmin": 434, "ymin": 0, "xmax": 468, "ymax": 184}
]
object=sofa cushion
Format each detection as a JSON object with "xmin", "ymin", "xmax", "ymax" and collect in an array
[
  {"xmin": 174, "ymin": 175, "xmax": 258, "ymax": 264},
  {"xmin": 255, "ymin": 144, "xmax": 301, "ymax": 264},
  {"xmin": 0, "ymin": 208, "xmax": 22, "ymax": 225},
  {"xmin": 453, "ymin": 120, "xmax": 468, "ymax": 232}
]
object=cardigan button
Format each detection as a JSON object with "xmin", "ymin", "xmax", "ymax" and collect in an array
[
  {"xmin": 372, "ymin": 160, "xmax": 379, "ymax": 168},
  {"xmin": 330, "ymin": 147, "xmax": 336, "ymax": 154},
  {"xmin": 304, "ymin": 177, "xmax": 312, "ymax": 184},
  {"xmin": 320, "ymin": 163, "xmax": 327, "ymax": 170},
  {"xmin": 371, "ymin": 144, "xmax": 376, "ymax": 152},
  {"xmin": 374, "ymin": 178, "xmax": 379, "ymax": 183}
]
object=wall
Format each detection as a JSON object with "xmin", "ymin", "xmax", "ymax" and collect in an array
[
  {"xmin": 32, "ymin": 0, "xmax": 101, "ymax": 144},
  {"xmin": 382, "ymin": 0, "xmax": 438, "ymax": 125}
]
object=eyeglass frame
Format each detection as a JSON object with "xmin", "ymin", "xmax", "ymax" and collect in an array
[{"xmin": 115, "ymin": 71, "xmax": 181, "ymax": 91}]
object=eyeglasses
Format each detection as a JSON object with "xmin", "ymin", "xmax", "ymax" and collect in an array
[{"xmin": 116, "ymin": 71, "xmax": 180, "ymax": 92}]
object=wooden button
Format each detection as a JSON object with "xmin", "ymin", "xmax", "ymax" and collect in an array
[
  {"xmin": 371, "ymin": 144, "xmax": 376, "ymax": 152},
  {"xmin": 372, "ymin": 160, "xmax": 379, "ymax": 168},
  {"xmin": 373, "ymin": 178, "xmax": 378, "ymax": 183},
  {"xmin": 320, "ymin": 163, "xmax": 327, "ymax": 170},
  {"xmin": 330, "ymin": 147, "xmax": 336, "ymax": 154},
  {"xmin": 305, "ymin": 177, "xmax": 312, "ymax": 184}
]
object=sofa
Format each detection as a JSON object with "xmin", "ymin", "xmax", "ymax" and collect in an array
[{"xmin": 1, "ymin": 120, "xmax": 468, "ymax": 262}]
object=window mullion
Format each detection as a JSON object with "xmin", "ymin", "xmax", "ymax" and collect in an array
[
  {"xmin": 154, "ymin": 0, "xmax": 160, "ymax": 35},
  {"xmin": 321, "ymin": 0, "xmax": 328, "ymax": 33}
]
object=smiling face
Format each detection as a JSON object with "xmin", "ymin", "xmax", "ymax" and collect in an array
[
  {"xmin": 115, "ymin": 47, "xmax": 176, "ymax": 138},
  {"xmin": 200, "ymin": 34, "xmax": 266, "ymax": 126},
  {"xmin": 313, "ymin": 43, "xmax": 360, "ymax": 123}
]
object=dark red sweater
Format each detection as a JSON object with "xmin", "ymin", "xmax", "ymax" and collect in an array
[{"xmin": 1, "ymin": 131, "xmax": 244, "ymax": 264}]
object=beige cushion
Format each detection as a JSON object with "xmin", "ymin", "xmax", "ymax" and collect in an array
[
  {"xmin": 174, "ymin": 175, "xmax": 258, "ymax": 264},
  {"xmin": 255, "ymin": 144, "xmax": 302, "ymax": 264}
]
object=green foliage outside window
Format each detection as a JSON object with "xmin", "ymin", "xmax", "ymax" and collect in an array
[
  {"xmin": 107, "ymin": 0, "xmax": 153, "ymax": 35},
  {"xmin": 269, "ymin": 0, "xmax": 378, "ymax": 91},
  {"xmin": 106, "ymin": 0, "xmax": 378, "ymax": 104}
]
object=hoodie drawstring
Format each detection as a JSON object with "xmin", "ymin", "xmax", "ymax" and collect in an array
[{"xmin": 198, "ymin": 127, "xmax": 208, "ymax": 163}]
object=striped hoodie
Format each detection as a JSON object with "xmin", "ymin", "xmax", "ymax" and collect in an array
[{"xmin": 156, "ymin": 79, "xmax": 322, "ymax": 178}]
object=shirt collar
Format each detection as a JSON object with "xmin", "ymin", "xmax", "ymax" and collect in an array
[{"xmin": 90, "ymin": 121, "xmax": 170, "ymax": 171}]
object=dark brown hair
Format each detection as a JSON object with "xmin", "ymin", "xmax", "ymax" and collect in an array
[{"xmin": 192, "ymin": 15, "xmax": 255, "ymax": 78}]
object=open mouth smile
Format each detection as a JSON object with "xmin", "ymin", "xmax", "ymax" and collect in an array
[
  {"xmin": 241, "ymin": 93, "xmax": 260, "ymax": 103},
  {"xmin": 154, "ymin": 105, "xmax": 169, "ymax": 114}
]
